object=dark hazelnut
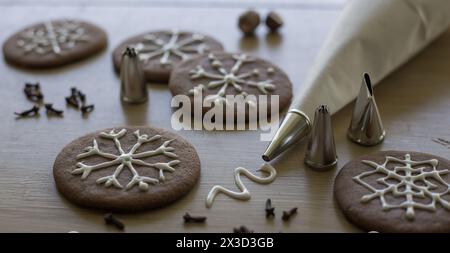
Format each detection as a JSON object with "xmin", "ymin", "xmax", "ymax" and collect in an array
[
  {"xmin": 266, "ymin": 11, "xmax": 283, "ymax": 32},
  {"xmin": 238, "ymin": 10, "xmax": 261, "ymax": 35}
]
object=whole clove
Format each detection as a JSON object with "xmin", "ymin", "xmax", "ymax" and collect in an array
[
  {"xmin": 432, "ymin": 138, "xmax": 450, "ymax": 149},
  {"xmin": 77, "ymin": 90, "xmax": 86, "ymax": 104},
  {"xmin": 24, "ymin": 82, "xmax": 43, "ymax": 102},
  {"xmin": 265, "ymin": 11, "xmax": 283, "ymax": 32},
  {"xmin": 25, "ymin": 82, "xmax": 40, "ymax": 89},
  {"xmin": 65, "ymin": 95, "xmax": 79, "ymax": 108},
  {"xmin": 70, "ymin": 87, "xmax": 78, "ymax": 96},
  {"xmin": 24, "ymin": 84, "xmax": 39, "ymax": 94},
  {"xmin": 45, "ymin": 103, "xmax": 64, "ymax": 116},
  {"xmin": 265, "ymin": 199, "xmax": 275, "ymax": 218},
  {"xmin": 437, "ymin": 138, "xmax": 450, "ymax": 145},
  {"xmin": 183, "ymin": 212, "xmax": 207, "ymax": 224},
  {"xmin": 104, "ymin": 213, "xmax": 125, "ymax": 231},
  {"xmin": 66, "ymin": 87, "xmax": 94, "ymax": 114},
  {"xmin": 81, "ymin": 104, "xmax": 95, "ymax": 114},
  {"xmin": 233, "ymin": 225, "xmax": 254, "ymax": 233},
  {"xmin": 66, "ymin": 87, "xmax": 83, "ymax": 108},
  {"xmin": 238, "ymin": 10, "xmax": 260, "ymax": 35},
  {"xmin": 282, "ymin": 207, "xmax": 298, "ymax": 221},
  {"xmin": 14, "ymin": 105, "xmax": 39, "ymax": 117}
]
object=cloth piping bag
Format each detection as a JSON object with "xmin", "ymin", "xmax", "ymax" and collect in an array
[
  {"xmin": 262, "ymin": 0, "xmax": 450, "ymax": 161},
  {"xmin": 295, "ymin": 0, "xmax": 450, "ymax": 117}
]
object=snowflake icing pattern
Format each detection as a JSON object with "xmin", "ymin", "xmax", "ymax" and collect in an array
[
  {"xmin": 134, "ymin": 29, "xmax": 209, "ymax": 65},
  {"xmin": 17, "ymin": 20, "xmax": 89, "ymax": 55},
  {"xmin": 353, "ymin": 154, "xmax": 450, "ymax": 220},
  {"xmin": 188, "ymin": 53, "xmax": 276, "ymax": 106},
  {"xmin": 72, "ymin": 129, "xmax": 180, "ymax": 192}
]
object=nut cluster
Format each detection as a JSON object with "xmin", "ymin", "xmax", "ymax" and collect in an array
[{"xmin": 238, "ymin": 10, "xmax": 284, "ymax": 35}]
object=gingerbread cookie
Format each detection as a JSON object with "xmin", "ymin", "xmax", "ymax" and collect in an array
[
  {"xmin": 169, "ymin": 52, "xmax": 292, "ymax": 119},
  {"xmin": 53, "ymin": 127, "xmax": 201, "ymax": 212},
  {"xmin": 112, "ymin": 30, "xmax": 224, "ymax": 83},
  {"xmin": 334, "ymin": 151, "xmax": 450, "ymax": 233},
  {"xmin": 3, "ymin": 19, "xmax": 107, "ymax": 68}
]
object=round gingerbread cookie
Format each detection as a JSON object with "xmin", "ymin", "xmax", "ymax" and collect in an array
[
  {"xmin": 3, "ymin": 19, "xmax": 107, "ymax": 68},
  {"xmin": 112, "ymin": 30, "xmax": 224, "ymax": 83},
  {"xmin": 169, "ymin": 52, "xmax": 292, "ymax": 119},
  {"xmin": 53, "ymin": 126, "xmax": 201, "ymax": 212},
  {"xmin": 334, "ymin": 150, "xmax": 450, "ymax": 233}
]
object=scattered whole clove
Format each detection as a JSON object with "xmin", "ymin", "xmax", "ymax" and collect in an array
[
  {"xmin": 18, "ymin": 84, "xmax": 94, "ymax": 119},
  {"xmin": 28, "ymin": 92, "xmax": 43, "ymax": 102},
  {"xmin": 432, "ymin": 138, "xmax": 450, "ymax": 149},
  {"xmin": 265, "ymin": 11, "xmax": 283, "ymax": 32},
  {"xmin": 65, "ymin": 87, "xmax": 94, "ymax": 114},
  {"xmin": 45, "ymin": 103, "xmax": 64, "ymax": 117},
  {"xmin": 24, "ymin": 82, "xmax": 44, "ymax": 102},
  {"xmin": 183, "ymin": 212, "xmax": 207, "ymax": 224},
  {"xmin": 65, "ymin": 87, "xmax": 84, "ymax": 108},
  {"xmin": 233, "ymin": 225, "xmax": 254, "ymax": 233},
  {"xmin": 238, "ymin": 10, "xmax": 260, "ymax": 35},
  {"xmin": 104, "ymin": 213, "xmax": 125, "ymax": 231},
  {"xmin": 282, "ymin": 207, "xmax": 298, "ymax": 221},
  {"xmin": 79, "ymin": 89, "xmax": 94, "ymax": 114},
  {"xmin": 77, "ymin": 90, "xmax": 86, "ymax": 104},
  {"xmin": 437, "ymin": 138, "xmax": 450, "ymax": 145},
  {"xmin": 70, "ymin": 87, "xmax": 78, "ymax": 96},
  {"xmin": 65, "ymin": 94, "xmax": 80, "ymax": 108},
  {"xmin": 25, "ymin": 82, "xmax": 39, "ymax": 89},
  {"xmin": 81, "ymin": 104, "xmax": 94, "ymax": 114},
  {"xmin": 265, "ymin": 199, "xmax": 275, "ymax": 218},
  {"xmin": 14, "ymin": 105, "xmax": 39, "ymax": 117}
]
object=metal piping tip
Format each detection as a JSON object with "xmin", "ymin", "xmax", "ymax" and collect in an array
[
  {"xmin": 262, "ymin": 109, "xmax": 311, "ymax": 162},
  {"xmin": 120, "ymin": 46, "xmax": 148, "ymax": 104},
  {"xmin": 347, "ymin": 73, "xmax": 385, "ymax": 146},
  {"xmin": 304, "ymin": 105, "xmax": 337, "ymax": 170}
]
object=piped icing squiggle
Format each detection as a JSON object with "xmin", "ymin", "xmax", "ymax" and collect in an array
[{"xmin": 205, "ymin": 163, "xmax": 277, "ymax": 208}]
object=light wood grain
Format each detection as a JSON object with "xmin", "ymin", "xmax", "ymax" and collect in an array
[{"xmin": 0, "ymin": 2, "xmax": 449, "ymax": 233}]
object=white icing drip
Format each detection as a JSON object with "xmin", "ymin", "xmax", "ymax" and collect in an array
[
  {"xmin": 72, "ymin": 129, "xmax": 180, "ymax": 191},
  {"xmin": 17, "ymin": 20, "xmax": 89, "ymax": 55},
  {"xmin": 353, "ymin": 153, "xmax": 450, "ymax": 220},
  {"xmin": 134, "ymin": 29, "xmax": 209, "ymax": 65},
  {"xmin": 205, "ymin": 163, "xmax": 277, "ymax": 208},
  {"xmin": 188, "ymin": 53, "xmax": 276, "ymax": 107}
]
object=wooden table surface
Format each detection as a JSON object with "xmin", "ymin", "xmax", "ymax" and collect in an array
[{"xmin": 0, "ymin": 0, "xmax": 449, "ymax": 233}]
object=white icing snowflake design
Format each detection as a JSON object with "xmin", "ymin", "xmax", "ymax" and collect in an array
[
  {"xmin": 188, "ymin": 53, "xmax": 276, "ymax": 106},
  {"xmin": 17, "ymin": 20, "xmax": 89, "ymax": 55},
  {"xmin": 134, "ymin": 29, "xmax": 209, "ymax": 65},
  {"xmin": 72, "ymin": 129, "xmax": 180, "ymax": 192},
  {"xmin": 353, "ymin": 154, "xmax": 450, "ymax": 220}
]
